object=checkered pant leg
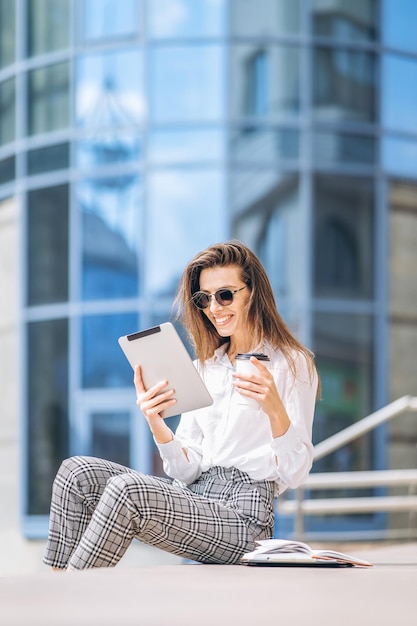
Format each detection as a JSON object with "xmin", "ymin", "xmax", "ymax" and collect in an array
[
  {"xmin": 44, "ymin": 457, "xmax": 275, "ymax": 570},
  {"xmin": 43, "ymin": 456, "xmax": 137, "ymax": 569}
]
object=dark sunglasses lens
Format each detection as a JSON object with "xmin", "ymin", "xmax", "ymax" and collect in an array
[
  {"xmin": 216, "ymin": 289, "xmax": 234, "ymax": 305},
  {"xmin": 192, "ymin": 292, "xmax": 210, "ymax": 309}
]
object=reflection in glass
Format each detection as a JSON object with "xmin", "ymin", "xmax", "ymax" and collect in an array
[
  {"xmin": 78, "ymin": 175, "xmax": 140, "ymax": 300},
  {"xmin": 82, "ymin": 0, "xmax": 139, "ymax": 41},
  {"xmin": 27, "ymin": 63, "xmax": 70, "ymax": 135},
  {"xmin": 313, "ymin": 47, "xmax": 376, "ymax": 123},
  {"xmin": 230, "ymin": 127, "xmax": 299, "ymax": 163},
  {"xmin": 148, "ymin": 0, "xmax": 225, "ymax": 38},
  {"xmin": 231, "ymin": 170, "xmax": 301, "ymax": 331},
  {"xmin": 230, "ymin": 0, "xmax": 300, "ymax": 37},
  {"xmin": 82, "ymin": 313, "xmax": 138, "ymax": 388},
  {"xmin": 382, "ymin": 54, "xmax": 417, "ymax": 134},
  {"xmin": 27, "ymin": 0, "xmax": 70, "ymax": 56},
  {"xmin": 77, "ymin": 133, "xmax": 141, "ymax": 168},
  {"xmin": 312, "ymin": 0, "xmax": 378, "ymax": 42},
  {"xmin": 146, "ymin": 169, "xmax": 225, "ymax": 296},
  {"xmin": 91, "ymin": 411, "xmax": 131, "ymax": 467},
  {"xmin": 0, "ymin": 0, "xmax": 15, "ymax": 68},
  {"xmin": 76, "ymin": 49, "xmax": 144, "ymax": 128},
  {"xmin": 149, "ymin": 129, "xmax": 225, "ymax": 164},
  {"xmin": 27, "ymin": 185, "xmax": 69, "ymax": 306},
  {"xmin": 27, "ymin": 143, "xmax": 69, "ymax": 175},
  {"xmin": 150, "ymin": 45, "xmax": 224, "ymax": 122},
  {"xmin": 27, "ymin": 318, "xmax": 68, "ymax": 515},
  {"xmin": 383, "ymin": 135, "xmax": 417, "ymax": 178},
  {"xmin": 0, "ymin": 77, "xmax": 15, "ymax": 146},
  {"xmin": 312, "ymin": 131, "xmax": 376, "ymax": 166},
  {"xmin": 313, "ymin": 175, "xmax": 374, "ymax": 299},
  {"xmin": 0, "ymin": 156, "xmax": 15, "ymax": 184},
  {"xmin": 383, "ymin": 0, "xmax": 417, "ymax": 53},
  {"xmin": 313, "ymin": 312, "xmax": 373, "ymax": 473},
  {"xmin": 230, "ymin": 45, "xmax": 300, "ymax": 119}
]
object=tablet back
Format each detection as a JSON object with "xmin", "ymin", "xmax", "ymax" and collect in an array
[{"xmin": 118, "ymin": 322, "xmax": 213, "ymax": 418}]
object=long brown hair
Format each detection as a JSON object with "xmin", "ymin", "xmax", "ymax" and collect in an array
[{"xmin": 175, "ymin": 241, "xmax": 318, "ymax": 384}]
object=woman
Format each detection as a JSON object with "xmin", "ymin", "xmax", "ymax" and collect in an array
[{"xmin": 43, "ymin": 241, "xmax": 319, "ymax": 570}]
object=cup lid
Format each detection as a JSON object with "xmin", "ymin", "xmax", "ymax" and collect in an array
[{"xmin": 235, "ymin": 352, "xmax": 270, "ymax": 361}]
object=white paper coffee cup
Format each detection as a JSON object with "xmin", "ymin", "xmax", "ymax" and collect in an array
[{"xmin": 235, "ymin": 353, "xmax": 270, "ymax": 408}]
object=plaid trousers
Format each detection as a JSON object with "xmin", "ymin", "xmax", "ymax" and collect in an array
[{"xmin": 43, "ymin": 456, "xmax": 275, "ymax": 570}]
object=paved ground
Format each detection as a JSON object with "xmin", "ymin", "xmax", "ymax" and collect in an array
[{"xmin": 1, "ymin": 542, "xmax": 416, "ymax": 626}]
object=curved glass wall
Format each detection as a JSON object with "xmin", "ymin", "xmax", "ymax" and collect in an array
[{"xmin": 0, "ymin": 0, "xmax": 415, "ymax": 538}]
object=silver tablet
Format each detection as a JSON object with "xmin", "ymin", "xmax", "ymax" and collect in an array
[{"xmin": 118, "ymin": 322, "xmax": 213, "ymax": 418}]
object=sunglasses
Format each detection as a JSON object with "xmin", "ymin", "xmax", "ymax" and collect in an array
[{"xmin": 191, "ymin": 286, "xmax": 247, "ymax": 310}]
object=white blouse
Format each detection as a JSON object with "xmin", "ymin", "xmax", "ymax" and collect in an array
[{"xmin": 155, "ymin": 344, "xmax": 318, "ymax": 495}]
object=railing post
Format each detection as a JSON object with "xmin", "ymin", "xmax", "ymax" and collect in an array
[{"xmin": 295, "ymin": 486, "xmax": 305, "ymax": 540}]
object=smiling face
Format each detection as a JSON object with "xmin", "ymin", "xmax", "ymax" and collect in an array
[{"xmin": 198, "ymin": 264, "xmax": 252, "ymax": 352}]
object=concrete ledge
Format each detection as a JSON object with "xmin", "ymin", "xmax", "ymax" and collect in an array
[{"xmin": 1, "ymin": 543, "xmax": 416, "ymax": 626}]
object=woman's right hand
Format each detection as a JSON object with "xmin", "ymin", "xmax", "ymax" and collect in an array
[{"xmin": 134, "ymin": 365, "xmax": 176, "ymax": 443}]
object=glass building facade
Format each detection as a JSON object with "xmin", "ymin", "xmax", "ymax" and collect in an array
[{"xmin": 1, "ymin": 0, "xmax": 417, "ymax": 538}]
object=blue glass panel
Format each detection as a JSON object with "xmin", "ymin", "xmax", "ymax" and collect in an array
[
  {"xmin": 148, "ymin": 0, "xmax": 225, "ymax": 38},
  {"xmin": 231, "ymin": 127, "xmax": 299, "ymax": 163},
  {"xmin": 383, "ymin": 0, "xmax": 417, "ymax": 53},
  {"xmin": 383, "ymin": 135, "xmax": 417, "ymax": 178},
  {"xmin": 149, "ymin": 45, "xmax": 225, "ymax": 122},
  {"xmin": 382, "ymin": 54, "xmax": 417, "ymax": 133},
  {"xmin": 82, "ymin": 312, "xmax": 138, "ymax": 388},
  {"xmin": 146, "ymin": 168, "xmax": 226, "ymax": 296},
  {"xmin": 0, "ymin": 77, "xmax": 15, "ymax": 146},
  {"xmin": 231, "ymin": 45, "xmax": 300, "ymax": 119},
  {"xmin": 76, "ymin": 49, "xmax": 144, "ymax": 128},
  {"xmin": 76, "ymin": 133, "xmax": 141, "ymax": 168},
  {"xmin": 0, "ymin": 0, "xmax": 15, "ymax": 68},
  {"xmin": 314, "ymin": 47, "xmax": 376, "ymax": 123},
  {"xmin": 231, "ymin": 0, "xmax": 300, "ymax": 36},
  {"xmin": 312, "ymin": 0, "xmax": 378, "ymax": 42},
  {"xmin": 82, "ymin": 0, "xmax": 139, "ymax": 41},
  {"xmin": 91, "ymin": 411, "xmax": 131, "ymax": 466},
  {"xmin": 28, "ymin": 62, "xmax": 70, "ymax": 135},
  {"xmin": 78, "ymin": 176, "xmax": 140, "ymax": 300},
  {"xmin": 148, "ymin": 128, "xmax": 225, "ymax": 164},
  {"xmin": 312, "ymin": 131, "xmax": 376, "ymax": 166}
]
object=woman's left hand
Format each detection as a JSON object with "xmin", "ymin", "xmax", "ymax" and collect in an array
[{"xmin": 232, "ymin": 357, "xmax": 290, "ymax": 437}]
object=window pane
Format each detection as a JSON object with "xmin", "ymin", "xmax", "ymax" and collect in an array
[
  {"xmin": 148, "ymin": 0, "xmax": 225, "ymax": 38},
  {"xmin": 27, "ymin": 0, "xmax": 70, "ymax": 56},
  {"xmin": 82, "ymin": 313, "xmax": 138, "ymax": 388},
  {"xmin": 383, "ymin": 0, "xmax": 417, "ymax": 53},
  {"xmin": 312, "ymin": 0, "xmax": 378, "ymax": 42},
  {"xmin": 149, "ymin": 128, "xmax": 225, "ymax": 164},
  {"xmin": 0, "ymin": 0, "xmax": 15, "ymax": 68},
  {"xmin": 27, "ymin": 318, "xmax": 68, "ymax": 515},
  {"xmin": 313, "ymin": 312, "xmax": 374, "ymax": 473},
  {"xmin": 76, "ymin": 133, "xmax": 141, "ymax": 168},
  {"xmin": 0, "ymin": 78, "xmax": 15, "ymax": 146},
  {"xmin": 27, "ymin": 142, "xmax": 69, "ymax": 175},
  {"xmin": 312, "ymin": 131, "xmax": 376, "ymax": 166},
  {"xmin": 0, "ymin": 156, "xmax": 15, "ymax": 183},
  {"xmin": 230, "ymin": 45, "xmax": 300, "ymax": 120},
  {"xmin": 82, "ymin": 0, "xmax": 139, "ymax": 42},
  {"xmin": 313, "ymin": 48, "xmax": 376, "ymax": 123},
  {"xmin": 27, "ymin": 62, "xmax": 70, "ymax": 135},
  {"xmin": 146, "ymin": 169, "xmax": 225, "ymax": 296},
  {"xmin": 230, "ymin": 170, "xmax": 302, "ymax": 331},
  {"xmin": 383, "ymin": 135, "xmax": 417, "ymax": 178},
  {"xmin": 91, "ymin": 411, "xmax": 131, "ymax": 467},
  {"xmin": 230, "ymin": 0, "xmax": 300, "ymax": 36},
  {"xmin": 78, "ymin": 176, "xmax": 141, "ymax": 300},
  {"xmin": 313, "ymin": 175, "xmax": 374, "ymax": 299},
  {"xmin": 27, "ymin": 185, "xmax": 69, "ymax": 305},
  {"xmin": 382, "ymin": 54, "xmax": 417, "ymax": 134},
  {"xmin": 150, "ymin": 45, "xmax": 225, "ymax": 122},
  {"xmin": 76, "ymin": 49, "xmax": 144, "ymax": 128},
  {"xmin": 230, "ymin": 127, "xmax": 299, "ymax": 163}
]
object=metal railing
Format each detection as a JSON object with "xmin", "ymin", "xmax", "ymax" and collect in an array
[{"xmin": 279, "ymin": 395, "xmax": 417, "ymax": 541}]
